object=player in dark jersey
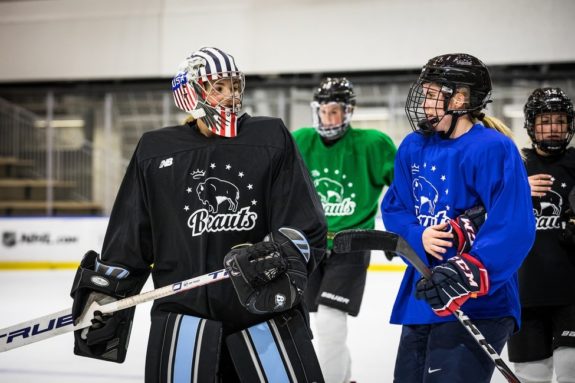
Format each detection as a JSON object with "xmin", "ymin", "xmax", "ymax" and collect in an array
[
  {"xmin": 507, "ymin": 87, "xmax": 575, "ymax": 383},
  {"xmin": 69, "ymin": 47, "xmax": 327, "ymax": 382},
  {"xmin": 381, "ymin": 53, "xmax": 535, "ymax": 382},
  {"xmin": 292, "ymin": 77, "xmax": 396, "ymax": 382}
]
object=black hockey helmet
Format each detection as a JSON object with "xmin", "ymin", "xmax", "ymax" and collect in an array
[
  {"xmin": 405, "ymin": 53, "xmax": 492, "ymax": 136},
  {"xmin": 311, "ymin": 77, "xmax": 356, "ymax": 140},
  {"xmin": 524, "ymin": 87, "xmax": 575, "ymax": 154},
  {"xmin": 313, "ymin": 77, "xmax": 356, "ymax": 106}
]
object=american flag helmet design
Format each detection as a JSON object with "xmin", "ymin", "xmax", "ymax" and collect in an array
[{"xmin": 172, "ymin": 47, "xmax": 244, "ymax": 138}]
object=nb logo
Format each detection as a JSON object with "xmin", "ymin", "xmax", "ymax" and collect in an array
[{"xmin": 159, "ymin": 158, "xmax": 173, "ymax": 168}]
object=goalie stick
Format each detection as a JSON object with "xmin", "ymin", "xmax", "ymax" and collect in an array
[
  {"xmin": 333, "ymin": 229, "xmax": 521, "ymax": 383},
  {"xmin": 0, "ymin": 268, "xmax": 229, "ymax": 353}
]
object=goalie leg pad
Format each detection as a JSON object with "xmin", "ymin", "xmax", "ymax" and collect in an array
[
  {"xmin": 226, "ymin": 309, "xmax": 324, "ymax": 383},
  {"xmin": 145, "ymin": 311, "xmax": 223, "ymax": 383}
]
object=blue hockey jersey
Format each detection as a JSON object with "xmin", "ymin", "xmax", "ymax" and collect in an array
[{"xmin": 381, "ymin": 123, "xmax": 535, "ymax": 328}]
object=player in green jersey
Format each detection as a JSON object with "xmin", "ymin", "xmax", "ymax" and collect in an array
[{"xmin": 293, "ymin": 77, "xmax": 397, "ymax": 383}]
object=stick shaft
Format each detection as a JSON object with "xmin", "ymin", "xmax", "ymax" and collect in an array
[{"xmin": 0, "ymin": 269, "xmax": 229, "ymax": 353}]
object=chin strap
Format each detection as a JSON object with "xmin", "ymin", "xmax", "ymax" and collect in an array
[{"xmin": 439, "ymin": 113, "xmax": 461, "ymax": 139}]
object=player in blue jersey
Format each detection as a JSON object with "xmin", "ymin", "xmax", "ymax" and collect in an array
[{"xmin": 381, "ymin": 53, "xmax": 535, "ymax": 382}]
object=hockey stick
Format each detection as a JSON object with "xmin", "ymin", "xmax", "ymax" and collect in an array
[
  {"xmin": 0, "ymin": 269, "xmax": 229, "ymax": 353},
  {"xmin": 333, "ymin": 229, "xmax": 521, "ymax": 383}
]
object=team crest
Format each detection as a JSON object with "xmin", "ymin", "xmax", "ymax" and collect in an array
[{"xmin": 184, "ymin": 162, "xmax": 258, "ymax": 236}]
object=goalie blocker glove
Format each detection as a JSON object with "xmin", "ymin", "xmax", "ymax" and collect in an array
[
  {"xmin": 415, "ymin": 253, "xmax": 489, "ymax": 316},
  {"xmin": 224, "ymin": 227, "xmax": 310, "ymax": 315},
  {"xmin": 70, "ymin": 251, "xmax": 148, "ymax": 363},
  {"xmin": 447, "ymin": 205, "xmax": 486, "ymax": 254}
]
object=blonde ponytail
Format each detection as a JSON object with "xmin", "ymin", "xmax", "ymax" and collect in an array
[{"xmin": 472, "ymin": 113, "xmax": 525, "ymax": 160}]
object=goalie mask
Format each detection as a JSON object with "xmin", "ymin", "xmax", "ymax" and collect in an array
[
  {"xmin": 405, "ymin": 53, "xmax": 492, "ymax": 138},
  {"xmin": 524, "ymin": 87, "xmax": 574, "ymax": 155},
  {"xmin": 172, "ymin": 47, "xmax": 245, "ymax": 138},
  {"xmin": 311, "ymin": 77, "xmax": 356, "ymax": 141}
]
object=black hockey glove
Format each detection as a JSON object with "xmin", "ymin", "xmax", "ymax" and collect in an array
[
  {"xmin": 224, "ymin": 227, "xmax": 310, "ymax": 315},
  {"xmin": 415, "ymin": 253, "xmax": 489, "ymax": 317},
  {"xmin": 446, "ymin": 205, "xmax": 486, "ymax": 255},
  {"xmin": 70, "ymin": 250, "xmax": 148, "ymax": 363}
]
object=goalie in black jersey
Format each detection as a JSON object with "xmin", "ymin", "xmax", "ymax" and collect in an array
[
  {"xmin": 507, "ymin": 87, "xmax": 575, "ymax": 383},
  {"xmin": 69, "ymin": 47, "xmax": 327, "ymax": 382}
]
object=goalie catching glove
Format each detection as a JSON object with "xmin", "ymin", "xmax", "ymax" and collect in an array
[
  {"xmin": 415, "ymin": 253, "xmax": 489, "ymax": 316},
  {"xmin": 446, "ymin": 205, "xmax": 486, "ymax": 254},
  {"xmin": 224, "ymin": 227, "xmax": 310, "ymax": 314},
  {"xmin": 70, "ymin": 251, "xmax": 148, "ymax": 363}
]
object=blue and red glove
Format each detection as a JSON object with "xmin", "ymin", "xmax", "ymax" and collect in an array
[
  {"xmin": 446, "ymin": 205, "xmax": 486, "ymax": 255},
  {"xmin": 415, "ymin": 253, "xmax": 489, "ymax": 316}
]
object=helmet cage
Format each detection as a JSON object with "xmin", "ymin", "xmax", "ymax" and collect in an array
[
  {"xmin": 172, "ymin": 48, "xmax": 245, "ymax": 138},
  {"xmin": 311, "ymin": 101, "xmax": 354, "ymax": 140},
  {"xmin": 524, "ymin": 88, "xmax": 575, "ymax": 154}
]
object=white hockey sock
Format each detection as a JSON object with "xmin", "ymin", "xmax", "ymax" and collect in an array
[
  {"xmin": 514, "ymin": 357, "xmax": 553, "ymax": 383},
  {"xmin": 315, "ymin": 304, "xmax": 351, "ymax": 383},
  {"xmin": 554, "ymin": 347, "xmax": 575, "ymax": 383}
]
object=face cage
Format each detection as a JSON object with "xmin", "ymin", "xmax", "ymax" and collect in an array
[
  {"xmin": 405, "ymin": 81, "xmax": 451, "ymax": 135},
  {"xmin": 201, "ymin": 74, "xmax": 245, "ymax": 114},
  {"xmin": 311, "ymin": 101, "xmax": 353, "ymax": 140},
  {"xmin": 526, "ymin": 112, "xmax": 575, "ymax": 154},
  {"xmin": 405, "ymin": 80, "xmax": 488, "ymax": 135}
]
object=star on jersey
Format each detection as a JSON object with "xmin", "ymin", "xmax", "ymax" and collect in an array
[
  {"xmin": 562, "ymin": 182, "xmax": 567, "ymax": 188},
  {"xmin": 183, "ymin": 162, "xmax": 259, "ymax": 236}
]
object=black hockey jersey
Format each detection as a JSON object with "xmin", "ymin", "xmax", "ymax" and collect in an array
[
  {"xmin": 100, "ymin": 114, "xmax": 327, "ymax": 331},
  {"xmin": 519, "ymin": 147, "xmax": 575, "ymax": 306}
]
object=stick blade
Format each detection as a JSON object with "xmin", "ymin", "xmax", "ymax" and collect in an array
[{"xmin": 333, "ymin": 229, "xmax": 399, "ymax": 253}]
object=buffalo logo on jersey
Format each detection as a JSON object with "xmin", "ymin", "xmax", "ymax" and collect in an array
[
  {"xmin": 411, "ymin": 162, "xmax": 449, "ymax": 226},
  {"xmin": 310, "ymin": 168, "xmax": 356, "ymax": 216},
  {"xmin": 184, "ymin": 163, "xmax": 258, "ymax": 236},
  {"xmin": 533, "ymin": 181, "xmax": 571, "ymax": 230}
]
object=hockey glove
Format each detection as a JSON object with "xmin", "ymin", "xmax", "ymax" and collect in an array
[
  {"xmin": 224, "ymin": 227, "xmax": 310, "ymax": 314},
  {"xmin": 446, "ymin": 205, "xmax": 486, "ymax": 254},
  {"xmin": 415, "ymin": 253, "xmax": 489, "ymax": 317},
  {"xmin": 70, "ymin": 250, "xmax": 148, "ymax": 363}
]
